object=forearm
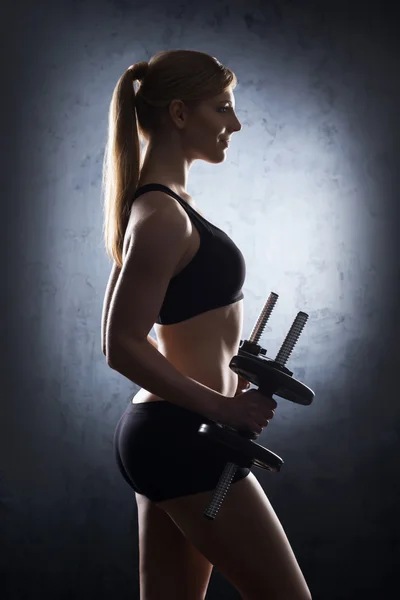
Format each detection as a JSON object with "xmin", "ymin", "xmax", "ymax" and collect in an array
[{"xmin": 107, "ymin": 338, "xmax": 223, "ymax": 421}]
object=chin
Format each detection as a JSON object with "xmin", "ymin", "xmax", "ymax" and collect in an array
[
  {"xmin": 195, "ymin": 145, "xmax": 228, "ymax": 164},
  {"xmin": 207, "ymin": 151, "xmax": 228, "ymax": 165}
]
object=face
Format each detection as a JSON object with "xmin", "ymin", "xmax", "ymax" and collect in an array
[{"xmin": 170, "ymin": 89, "xmax": 242, "ymax": 163}]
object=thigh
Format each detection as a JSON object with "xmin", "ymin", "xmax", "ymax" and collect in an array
[
  {"xmin": 135, "ymin": 492, "xmax": 213, "ymax": 600},
  {"xmin": 156, "ymin": 472, "xmax": 312, "ymax": 600}
]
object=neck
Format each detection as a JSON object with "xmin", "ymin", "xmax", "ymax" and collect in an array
[{"xmin": 138, "ymin": 140, "xmax": 193, "ymax": 200}]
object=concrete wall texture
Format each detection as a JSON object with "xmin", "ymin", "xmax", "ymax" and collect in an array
[{"xmin": 1, "ymin": 1, "xmax": 399, "ymax": 598}]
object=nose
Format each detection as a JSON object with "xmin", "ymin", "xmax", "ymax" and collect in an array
[{"xmin": 230, "ymin": 116, "xmax": 242, "ymax": 135}]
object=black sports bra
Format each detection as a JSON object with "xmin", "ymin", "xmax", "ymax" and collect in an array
[{"xmin": 132, "ymin": 183, "xmax": 246, "ymax": 325}]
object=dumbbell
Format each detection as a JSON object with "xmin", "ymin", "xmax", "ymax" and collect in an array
[{"xmin": 198, "ymin": 292, "xmax": 315, "ymax": 520}]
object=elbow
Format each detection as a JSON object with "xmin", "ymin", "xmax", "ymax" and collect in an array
[
  {"xmin": 105, "ymin": 338, "xmax": 132, "ymax": 369},
  {"xmin": 104, "ymin": 350, "xmax": 112, "ymax": 366},
  {"xmin": 102, "ymin": 341, "xmax": 111, "ymax": 362},
  {"xmin": 103, "ymin": 335, "xmax": 119, "ymax": 366},
  {"xmin": 103, "ymin": 342, "xmax": 117, "ymax": 367},
  {"xmin": 105, "ymin": 348, "xmax": 118, "ymax": 368},
  {"xmin": 105, "ymin": 355, "xmax": 121, "ymax": 373}
]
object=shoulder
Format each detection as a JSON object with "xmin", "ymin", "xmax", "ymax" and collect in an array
[
  {"xmin": 127, "ymin": 189, "xmax": 194, "ymax": 235},
  {"xmin": 122, "ymin": 190, "xmax": 193, "ymax": 261}
]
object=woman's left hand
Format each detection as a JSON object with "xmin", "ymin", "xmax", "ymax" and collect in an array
[{"xmin": 234, "ymin": 374, "xmax": 251, "ymax": 396}]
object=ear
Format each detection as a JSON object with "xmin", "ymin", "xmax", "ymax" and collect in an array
[{"xmin": 169, "ymin": 99, "xmax": 189, "ymax": 129}]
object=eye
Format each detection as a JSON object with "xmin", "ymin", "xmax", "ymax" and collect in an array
[{"xmin": 218, "ymin": 107, "xmax": 231, "ymax": 113}]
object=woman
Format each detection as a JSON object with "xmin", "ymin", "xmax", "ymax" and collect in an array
[{"xmin": 101, "ymin": 50, "xmax": 311, "ymax": 600}]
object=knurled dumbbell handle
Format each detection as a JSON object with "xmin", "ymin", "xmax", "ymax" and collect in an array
[
  {"xmin": 203, "ymin": 462, "xmax": 238, "ymax": 520},
  {"xmin": 203, "ymin": 381, "xmax": 276, "ymax": 521},
  {"xmin": 203, "ymin": 301, "xmax": 309, "ymax": 520}
]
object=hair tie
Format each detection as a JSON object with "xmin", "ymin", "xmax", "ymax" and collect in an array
[{"xmin": 127, "ymin": 61, "xmax": 148, "ymax": 81}]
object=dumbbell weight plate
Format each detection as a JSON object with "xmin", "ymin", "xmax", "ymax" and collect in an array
[
  {"xmin": 198, "ymin": 423, "xmax": 284, "ymax": 472},
  {"xmin": 230, "ymin": 354, "xmax": 314, "ymax": 406}
]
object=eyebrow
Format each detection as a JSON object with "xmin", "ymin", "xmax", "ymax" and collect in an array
[{"xmin": 219, "ymin": 100, "xmax": 233, "ymax": 104}]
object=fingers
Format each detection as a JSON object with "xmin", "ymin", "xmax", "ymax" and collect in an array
[
  {"xmin": 269, "ymin": 397, "xmax": 278, "ymax": 410},
  {"xmin": 258, "ymin": 404, "xmax": 276, "ymax": 431},
  {"xmin": 238, "ymin": 376, "xmax": 251, "ymax": 389},
  {"xmin": 257, "ymin": 396, "xmax": 277, "ymax": 414}
]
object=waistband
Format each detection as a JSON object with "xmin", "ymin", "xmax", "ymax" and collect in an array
[{"xmin": 123, "ymin": 399, "xmax": 213, "ymax": 423}]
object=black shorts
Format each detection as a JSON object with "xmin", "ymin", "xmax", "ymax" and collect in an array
[{"xmin": 113, "ymin": 399, "xmax": 250, "ymax": 502}]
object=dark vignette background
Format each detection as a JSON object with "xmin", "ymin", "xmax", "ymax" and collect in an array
[{"xmin": 1, "ymin": 1, "xmax": 399, "ymax": 598}]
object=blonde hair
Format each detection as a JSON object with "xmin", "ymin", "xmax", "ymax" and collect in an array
[{"xmin": 101, "ymin": 49, "xmax": 237, "ymax": 268}]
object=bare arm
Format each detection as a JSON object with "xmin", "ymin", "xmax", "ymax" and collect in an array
[
  {"xmin": 105, "ymin": 192, "xmax": 224, "ymax": 421},
  {"xmin": 101, "ymin": 263, "xmax": 158, "ymax": 354},
  {"xmin": 108, "ymin": 338, "xmax": 222, "ymax": 421},
  {"xmin": 101, "ymin": 262, "xmax": 121, "ymax": 356}
]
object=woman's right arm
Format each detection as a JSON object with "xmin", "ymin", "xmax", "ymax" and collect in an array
[{"xmin": 105, "ymin": 192, "xmax": 224, "ymax": 422}]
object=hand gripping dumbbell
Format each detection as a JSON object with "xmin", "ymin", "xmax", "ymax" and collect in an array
[{"xmin": 198, "ymin": 291, "xmax": 315, "ymax": 521}]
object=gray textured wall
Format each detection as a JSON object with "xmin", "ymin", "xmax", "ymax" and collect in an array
[{"xmin": 2, "ymin": 1, "xmax": 399, "ymax": 598}]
